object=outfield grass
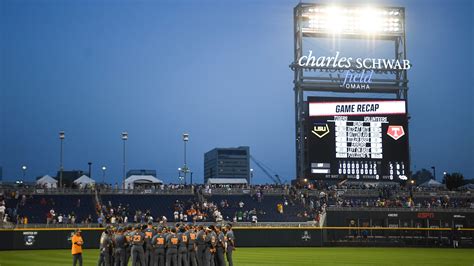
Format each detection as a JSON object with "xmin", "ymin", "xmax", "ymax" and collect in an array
[{"xmin": 0, "ymin": 247, "xmax": 473, "ymax": 266}]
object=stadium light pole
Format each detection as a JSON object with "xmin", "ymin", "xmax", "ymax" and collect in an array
[
  {"xmin": 122, "ymin": 132, "xmax": 128, "ymax": 190},
  {"xmin": 88, "ymin": 162, "xmax": 92, "ymax": 178},
  {"xmin": 178, "ymin": 168, "xmax": 183, "ymax": 184},
  {"xmin": 250, "ymin": 168, "xmax": 254, "ymax": 185},
  {"xmin": 431, "ymin": 166, "xmax": 436, "ymax": 180},
  {"xmin": 21, "ymin": 165, "xmax": 27, "ymax": 179},
  {"xmin": 59, "ymin": 131, "xmax": 65, "ymax": 189},
  {"xmin": 182, "ymin": 133, "xmax": 189, "ymax": 185},
  {"xmin": 102, "ymin": 166, "xmax": 107, "ymax": 184}
]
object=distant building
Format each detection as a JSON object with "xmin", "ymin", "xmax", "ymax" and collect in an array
[
  {"xmin": 127, "ymin": 169, "xmax": 157, "ymax": 178},
  {"xmin": 204, "ymin": 146, "xmax": 250, "ymax": 184}
]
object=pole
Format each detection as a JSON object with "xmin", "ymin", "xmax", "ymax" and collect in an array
[
  {"xmin": 123, "ymin": 139, "xmax": 126, "ymax": 190},
  {"xmin": 88, "ymin": 162, "xmax": 92, "ymax": 178},
  {"xmin": 102, "ymin": 169, "xmax": 106, "ymax": 184},
  {"xmin": 190, "ymin": 172, "xmax": 193, "ymax": 185},
  {"xmin": 60, "ymin": 137, "xmax": 63, "ymax": 189},
  {"xmin": 184, "ymin": 140, "xmax": 187, "ymax": 185}
]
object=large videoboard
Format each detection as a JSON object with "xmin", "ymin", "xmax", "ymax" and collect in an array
[{"xmin": 306, "ymin": 97, "xmax": 409, "ymax": 181}]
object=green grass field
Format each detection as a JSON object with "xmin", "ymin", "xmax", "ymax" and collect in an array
[{"xmin": 0, "ymin": 248, "xmax": 473, "ymax": 266}]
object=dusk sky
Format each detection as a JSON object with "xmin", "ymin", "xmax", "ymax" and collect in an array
[{"xmin": 1, "ymin": 0, "xmax": 472, "ymax": 184}]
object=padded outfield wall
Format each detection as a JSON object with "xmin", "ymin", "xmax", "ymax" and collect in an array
[{"xmin": 1, "ymin": 210, "xmax": 473, "ymax": 250}]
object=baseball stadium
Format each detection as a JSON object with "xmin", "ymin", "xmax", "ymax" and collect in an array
[{"xmin": 1, "ymin": 0, "xmax": 473, "ymax": 266}]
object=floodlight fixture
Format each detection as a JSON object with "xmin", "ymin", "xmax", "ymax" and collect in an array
[
  {"xmin": 121, "ymin": 132, "xmax": 128, "ymax": 141},
  {"xmin": 301, "ymin": 5, "xmax": 404, "ymax": 36}
]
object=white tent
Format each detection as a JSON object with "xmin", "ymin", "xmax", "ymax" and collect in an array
[
  {"xmin": 207, "ymin": 178, "xmax": 248, "ymax": 185},
  {"xmin": 73, "ymin": 175, "xmax": 96, "ymax": 186},
  {"xmin": 125, "ymin": 175, "xmax": 163, "ymax": 189},
  {"xmin": 36, "ymin": 175, "xmax": 58, "ymax": 188},
  {"xmin": 419, "ymin": 179, "xmax": 445, "ymax": 188}
]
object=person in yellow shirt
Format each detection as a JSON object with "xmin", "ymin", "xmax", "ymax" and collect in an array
[{"xmin": 71, "ymin": 229, "xmax": 84, "ymax": 266}]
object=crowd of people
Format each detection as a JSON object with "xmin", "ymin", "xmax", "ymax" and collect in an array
[
  {"xmin": 0, "ymin": 182, "xmax": 472, "ymax": 227},
  {"xmin": 96, "ymin": 197, "xmax": 229, "ymax": 227},
  {"xmin": 334, "ymin": 195, "xmax": 473, "ymax": 209},
  {"xmin": 73, "ymin": 222, "xmax": 236, "ymax": 266}
]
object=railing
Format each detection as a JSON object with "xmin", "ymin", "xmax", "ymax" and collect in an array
[
  {"xmin": 99, "ymin": 188, "xmax": 194, "ymax": 195},
  {"xmin": 327, "ymin": 206, "xmax": 474, "ymax": 212},
  {"xmin": 1, "ymin": 221, "xmax": 320, "ymax": 230},
  {"xmin": 200, "ymin": 187, "xmax": 287, "ymax": 195},
  {"xmin": 1, "ymin": 186, "xmax": 472, "ymax": 198}
]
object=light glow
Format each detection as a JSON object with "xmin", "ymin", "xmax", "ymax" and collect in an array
[{"xmin": 303, "ymin": 5, "xmax": 404, "ymax": 36}]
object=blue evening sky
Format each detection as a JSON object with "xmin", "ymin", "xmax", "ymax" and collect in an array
[{"xmin": 1, "ymin": 0, "xmax": 472, "ymax": 184}]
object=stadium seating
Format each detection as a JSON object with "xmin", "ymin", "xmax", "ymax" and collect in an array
[
  {"xmin": 209, "ymin": 195, "xmax": 308, "ymax": 222},
  {"xmin": 13, "ymin": 195, "xmax": 96, "ymax": 224},
  {"xmin": 100, "ymin": 194, "xmax": 197, "ymax": 222},
  {"xmin": 2, "ymin": 187, "xmax": 471, "ymax": 225}
]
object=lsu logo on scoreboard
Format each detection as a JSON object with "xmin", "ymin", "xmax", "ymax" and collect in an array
[
  {"xmin": 312, "ymin": 123, "xmax": 329, "ymax": 138},
  {"xmin": 387, "ymin": 125, "xmax": 405, "ymax": 140}
]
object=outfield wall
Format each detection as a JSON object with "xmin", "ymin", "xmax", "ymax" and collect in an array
[
  {"xmin": 1, "ymin": 209, "xmax": 473, "ymax": 250},
  {"xmin": 1, "ymin": 226, "xmax": 473, "ymax": 251},
  {"xmin": 0, "ymin": 228, "xmax": 324, "ymax": 250}
]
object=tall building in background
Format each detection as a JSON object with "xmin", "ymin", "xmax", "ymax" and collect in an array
[{"xmin": 204, "ymin": 146, "xmax": 250, "ymax": 184}]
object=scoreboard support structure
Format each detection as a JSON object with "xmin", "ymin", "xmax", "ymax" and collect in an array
[{"xmin": 290, "ymin": 3, "xmax": 410, "ymax": 183}]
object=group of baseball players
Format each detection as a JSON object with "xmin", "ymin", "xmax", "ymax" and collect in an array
[{"xmin": 97, "ymin": 222, "xmax": 235, "ymax": 266}]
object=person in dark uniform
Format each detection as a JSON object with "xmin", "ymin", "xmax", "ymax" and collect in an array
[
  {"xmin": 195, "ymin": 225, "xmax": 206, "ymax": 266},
  {"xmin": 98, "ymin": 226, "xmax": 113, "ymax": 266},
  {"xmin": 144, "ymin": 222, "xmax": 157, "ymax": 266},
  {"xmin": 131, "ymin": 225, "xmax": 146, "ymax": 266},
  {"xmin": 166, "ymin": 227, "xmax": 179, "ymax": 266},
  {"xmin": 152, "ymin": 227, "xmax": 167, "ymax": 266},
  {"xmin": 177, "ymin": 226, "xmax": 188, "ymax": 266},
  {"xmin": 113, "ymin": 227, "xmax": 127, "ymax": 266},
  {"xmin": 204, "ymin": 226, "xmax": 217, "ymax": 266},
  {"xmin": 452, "ymin": 226, "xmax": 460, "ymax": 248},
  {"xmin": 186, "ymin": 225, "xmax": 198, "ymax": 266},
  {"xmin": 125, "ymin": 225, "xmax": 133, "ymax": 265},
  {"xmin": 224, "ymin": 224, "xmax": 235, "ymax": 266},
  {"xmin": 215, "ymin": 226, "xmax": 226, "ymax": 266}
]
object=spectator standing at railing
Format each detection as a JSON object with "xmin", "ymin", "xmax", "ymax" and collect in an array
[
  {"xmin": 256, "ymin": 191, "xmax": 262, "ymax": 203},
  {"xmin": 251, "ymin": 213, "xmax": 258, "ymax": 223},
  {"xmin": 0, "ymin": 199, "xmax": 5, "ymax": 223},
  {"xmin": 277, "ymin": 203, "xmax": 283, "ymax": 214}
]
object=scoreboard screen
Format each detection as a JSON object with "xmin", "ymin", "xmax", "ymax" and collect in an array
[{"xmin": 306, "ymin": 97, "xmax": 409, "ymax": 181}]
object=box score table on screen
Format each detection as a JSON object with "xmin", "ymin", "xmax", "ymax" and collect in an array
[{"xmin": 306, "ymin": 97, "xmax": 409, "ymax": 181}]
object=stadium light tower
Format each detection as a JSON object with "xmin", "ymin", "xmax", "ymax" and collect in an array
[
  {"xmin": 121, "ymin": 132, "xmax": 128, "ymax": 190},
  {"xmin": 59, "ymin": 131, "xmax": 65, "ymax": 188},
  {"xmin": 250, "ymin": 168, "xmax": 254, "ymax": 185},
  {"xmin": 102, "ymin": 166, "xmax": 107, "ymax": 184},
  {"xmin": 181, "ymin": 133, "xmax": 190, "ymax": 185},
  {"xmin": 291, "ymin": 3, "xmax": 408, "ymax": 182},
  {"xmin": 88, "ymin": 162, "xmax": 92, "ymax": 178},
  {"xmin": 21, "ymin": 165, "xmax": 27, "ymax": 179}
]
